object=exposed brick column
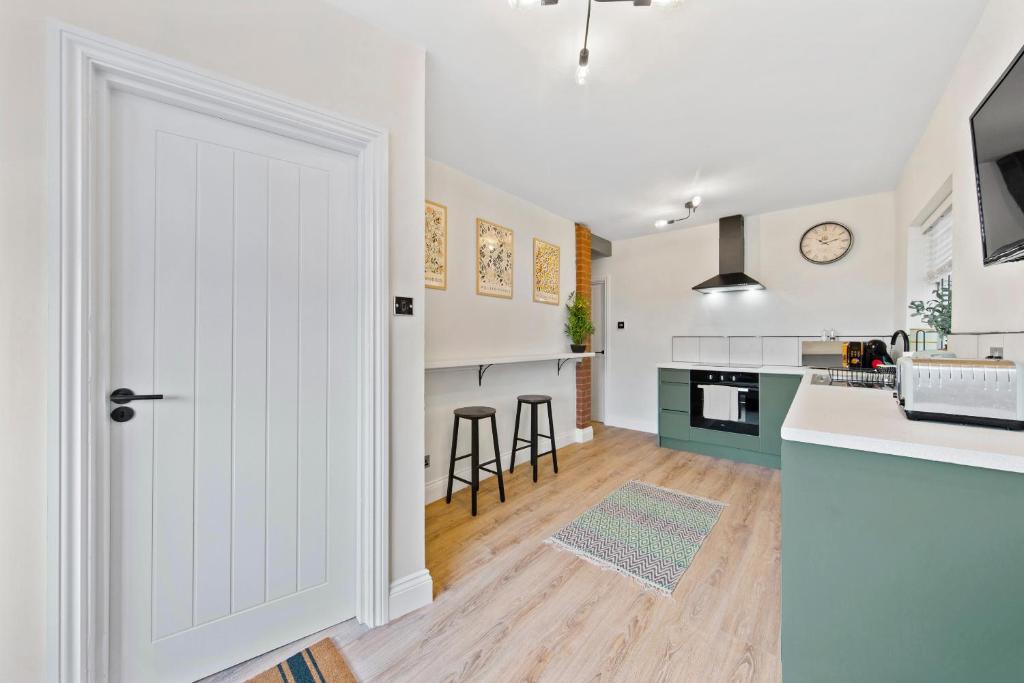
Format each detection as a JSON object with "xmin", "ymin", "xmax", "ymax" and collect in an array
[{"xmin": 575, "ymin": 224, "xmax": 592, "ymax": 430}]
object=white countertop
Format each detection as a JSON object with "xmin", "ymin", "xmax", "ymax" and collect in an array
[
  {"xmin": 657, "ymin": 362, "xmax": 807, "ymax": 376},
  {"xmin": 782, "ymin": 371, "xmax": 1024, "ymax": 474},
  {"xmin": 426, "ymin": 351, "xmax": 594, "ymax": 370}
]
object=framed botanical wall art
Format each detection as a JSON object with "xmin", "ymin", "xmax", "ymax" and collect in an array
[
  {"xmin": 424, "ymin": 201, "xmax": 447, "ymax": 290},
  {"xmin": 476, "ymin": 218, "xmax": 514, "ymax": 299},
  {"xmin": 533, "ymin": 238, "xmax": 560, "ymax": 305}
]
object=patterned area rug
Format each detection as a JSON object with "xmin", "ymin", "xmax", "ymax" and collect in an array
[
  {"xmin": 548, "ymin": 481, "xmax": 726, "ymax": 594},
  {"xmin": 247, "ymin": 638, "xmax": 358, "ymax": 683}
]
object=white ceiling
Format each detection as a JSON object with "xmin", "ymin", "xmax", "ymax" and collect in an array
[{"xmin": 329, "ymin": 0, "xmax": 989, "ymax": 239}]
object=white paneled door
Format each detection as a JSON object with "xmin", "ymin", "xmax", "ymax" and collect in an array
[{"xmin": 108, "ymin": 90, "xmax": 358, "ymax": 682}]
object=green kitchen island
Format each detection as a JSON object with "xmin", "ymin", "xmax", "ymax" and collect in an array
[{"xmin": 781, "ymin": 372, "xmax": 1024, "ymax": 683}]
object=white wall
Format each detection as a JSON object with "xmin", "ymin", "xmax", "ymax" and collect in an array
[
  {"xmin": 895, "ymin": 0, "xmax": 1024, "ymax": 333},
  {"xmin": 592, "ymin": 191, "xmax": 897, "ymax": 433},
  {"xmin": 425, "ymin": 160, "xmax": 576, "ymax": 358},
  {"xmin": 0, "ymin": 3, "xmax": 425, "ymax": 680},
  {"xmin": 424, "ymin": 160, "xmax": 578, "ymax": 501}
]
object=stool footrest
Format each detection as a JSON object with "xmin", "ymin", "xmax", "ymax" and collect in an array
[
  {"xmin": 505, "ymin": 448, "xmax": 548, "ymax": 458},
  {"xmin": 512, "ymin": 436, "xmax": 553, "ymax": 453},
  {"xmin": 454, "ymin": 453, "xmax": 475, "ymax": 461},
  {"xmin": 451, "ymin": 475, "xmax": 473, "ymax": 486}
]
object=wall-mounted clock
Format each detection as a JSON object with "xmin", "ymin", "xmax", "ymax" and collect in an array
[{"xmin": 800, "ymin": 222, "xmax": 853, "ymax": 264}]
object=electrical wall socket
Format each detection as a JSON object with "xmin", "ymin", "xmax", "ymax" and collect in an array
[{"xmin": 424, "ymin": 454, "xmax": 430, "ymax": 468}]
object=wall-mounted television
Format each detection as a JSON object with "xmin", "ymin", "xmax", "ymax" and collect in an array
[{"xmin": 971, "ymin": 43, "xmax": 1024, "ymax": 265}]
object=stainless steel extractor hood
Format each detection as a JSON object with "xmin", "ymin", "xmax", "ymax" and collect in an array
[{"xmin": 692, "ymin": 215, "xmax": 765, "ymax": 294}]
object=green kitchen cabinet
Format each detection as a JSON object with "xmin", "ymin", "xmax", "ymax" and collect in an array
[
  {"xmin": 658, "ymin": 409, "xmax": 690, "ymax": 442},
  {"xmin": 758, "ymin": 373, "xmax": 801, "ymax": 456},
  {"xmin": 657, "ymin": 369, "xmax": 799, "ymax": 469},
  {"xmin": 689, "ymin": 426, "xmax": 761, "ymax": 453},
  {"xmin": 657, "ymin": 369, "xmax": 691, "ymax": 449},
  {"xmin": 782, "ymin": 440, "xmax": 1024, "ymax": 682},
  {"xmin": 659, "ymin": 382, "xmax": 690, "ymax": 412}
]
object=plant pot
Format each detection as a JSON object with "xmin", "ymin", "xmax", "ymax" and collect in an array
[{"xmin": 570, "ymin": 344, "xmax": 586, "ymax": 353}]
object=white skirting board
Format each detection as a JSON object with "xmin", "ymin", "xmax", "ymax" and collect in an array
[
  {"xmin": 389, "ymin": 569, "xmax": 433, "ymax": 620},
  {"xmin": 575, "ymin": 425, "xmax": 593, "ymax": 443},
  {"xmin": 425, "ymin": 428, "xmax": 579, "ymax": 504},
  {"xmin": 602, "ymin": 417, "xmax": 657, "ymax": 435}
]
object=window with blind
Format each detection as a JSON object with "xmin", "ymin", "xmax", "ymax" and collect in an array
[
  {"xmin": 923, "ymin": 205, "xmax": 953, "ymax": 284},
  {"xmin": 905, "ymin": 195, "xmax": 954, "ymax": 336}
]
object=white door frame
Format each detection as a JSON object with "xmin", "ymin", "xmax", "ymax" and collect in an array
[
  {"xmin": 591, "ymin": 277, "xmax": 610, "ymax": 423},
  {"xmin": 47, "ymin": 23, "xmax": 391, "ymax": 683}
]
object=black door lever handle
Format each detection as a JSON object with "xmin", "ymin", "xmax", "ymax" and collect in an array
[{"xmin": 110, "ymin": 388, "xmax": 165, "ymax": 405}]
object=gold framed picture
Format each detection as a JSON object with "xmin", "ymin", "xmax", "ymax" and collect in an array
[
  {"xmin": 425, "ymin": 201, "xmax": 447, "ymax": 290},
  {"xmin": 533, "ymin": 238, "xmax": 560, "ymax": 305},
  {"xmin": 476, "ymin": 218, "xmax": 514, "ymax": 299}
]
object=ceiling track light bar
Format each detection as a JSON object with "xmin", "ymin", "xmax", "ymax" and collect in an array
[{"xmin": 655, "ymin": 196, "xmax": 702, "ymax": 228}]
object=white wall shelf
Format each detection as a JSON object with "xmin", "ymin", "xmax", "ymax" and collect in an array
[{"xmin": 425, "ymin": 352, "xmax": 596, "ymax": 386}]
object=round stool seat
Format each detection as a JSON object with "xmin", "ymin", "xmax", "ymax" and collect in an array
[
  {"xmin": 454, "ymin": 406, "xmax": 497, "ymax": 419},
  {"xmin": 517, "ymin": 394, "xmax": 552, "ymax": 404}
]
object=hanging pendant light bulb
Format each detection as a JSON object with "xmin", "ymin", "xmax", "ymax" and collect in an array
[
  {"xmin": 575, "ymin": 0, "xmax": 593, "ymax": 86},
  {"xmin": 511, "ymin": 0, "xmax": 679, "ymax": 85},
  {"xmin": 575, "ymin": 48, "xmax": 590, "ymax": 86}
]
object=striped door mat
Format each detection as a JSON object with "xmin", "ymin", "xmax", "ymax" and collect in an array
[{"xmin": 247, "ymin": 638, "xmax": 357, "ymax": 683}]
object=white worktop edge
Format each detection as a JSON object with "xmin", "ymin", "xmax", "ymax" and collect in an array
[
  {"xmin": 657, "ymin": 362, "xmax": 807, "ymax": 375},
  {"xmin": 782, "ymin": 372, "xmax": 1024, "ymax": 474}
]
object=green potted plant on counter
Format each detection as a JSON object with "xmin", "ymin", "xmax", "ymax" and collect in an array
[
  {"xmin": 909, "ymin": 277, "xmax": 952, "ymax": 349},
  {"xmin": 564, "ymin": 291, "xmax": 595, "ymax": 353}
]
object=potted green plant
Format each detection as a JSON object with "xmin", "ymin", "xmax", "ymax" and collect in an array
[
  {"xmin": 909, "ymin": 278, "xmax": 952, "ymax": 349},
  {"xmin": 564, "ymin": 291, "xmax": 595, "ymax": 353}
]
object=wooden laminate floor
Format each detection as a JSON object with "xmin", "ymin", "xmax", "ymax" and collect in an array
[{"xmin": 206, "ymin": 425, "xmax": 781, "ymax": 682}]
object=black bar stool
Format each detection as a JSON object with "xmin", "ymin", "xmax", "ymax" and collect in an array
[
  {"xmin": 446, "ymin": 406, "xmax": 505, "ymax": 516},
  {"xmin": 510, "ymin": 395, "xmax": 558, "ymax": 483}
]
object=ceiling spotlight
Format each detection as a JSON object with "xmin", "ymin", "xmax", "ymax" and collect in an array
[{"xmin": 654, "ymin": 196, "xmax": 704, "ymax": 228}]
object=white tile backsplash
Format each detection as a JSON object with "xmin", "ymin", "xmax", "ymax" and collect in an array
[
  {"xmin": 946, "ymin": 334, "xmax": 979, "ymax": 358},
  {"xmin": 1004, "ymin": 334, "xmax": 1024, "ymax": 362},
  {"xmin": 762, "ymin": 337, "xmax": 800, "ymax": 366},
  {"xmin": 979, "ymin": 334, "xmax": 1006, "ymax": 359},
  {"xmin": 671, "ymin": 336, "xmax": 700, "ymax": 363},
  {"xmin": 728, "ymin": 337, "xmax": 763, "ymax": 366},
  {"xmin": 674, "ymin": 332, "xmax": 1024, "ymax": 366},
  {"xmin": 698, "ymin": 337, "xmax": 730, "ymax": 365}
]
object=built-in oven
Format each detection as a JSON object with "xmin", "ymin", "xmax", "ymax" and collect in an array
[{"xmin": 690, "ymin": 371, "xmax": 760, "ymax": 436}]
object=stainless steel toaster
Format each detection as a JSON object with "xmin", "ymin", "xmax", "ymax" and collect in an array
[{"xmin": 896, "ymin": 357, "xmax": 1024, "ymax": 430}]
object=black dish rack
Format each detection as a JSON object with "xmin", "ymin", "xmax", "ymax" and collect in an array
[{"xmin": 828, "ymin": 366, "xmax": 897, "ymax": 388}]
